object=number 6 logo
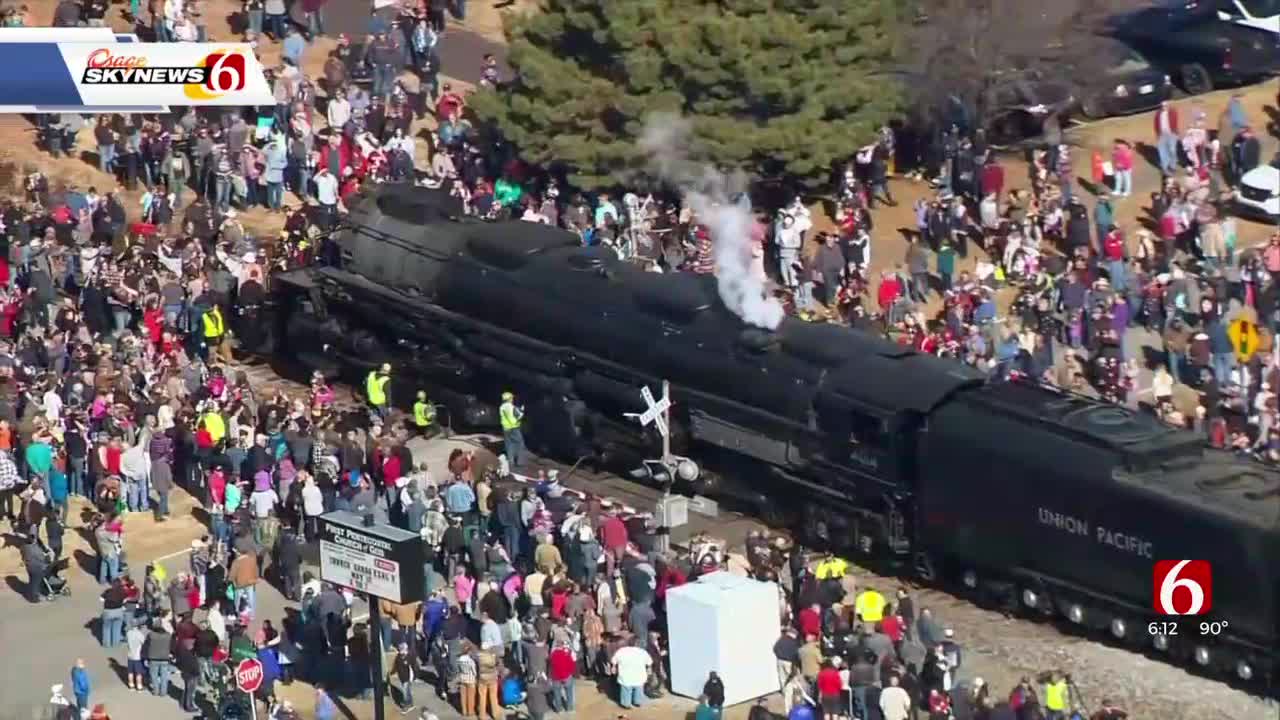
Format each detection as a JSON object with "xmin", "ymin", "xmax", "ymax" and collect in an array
[
  {"xmin": 204, "ymin": 52, "xmax": 246, "ymax": 93},
  {"xmin": 1152, "ymin": 559, "xmax": 1213, "ymax": 616}
]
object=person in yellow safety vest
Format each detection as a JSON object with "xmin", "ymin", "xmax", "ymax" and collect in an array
[
  {"xmin": 201, "ymin": 407, "xmax": 226, "ymax": 446},
  {"xmin": 499, "ymin": 390, "xmax": 526, "ymax": 469},
  {"xmin": 366, "ymin": 363, "xmax": 392, "ymax": 422},
  {"xmin": 814, "ymin": 553, "xmax": 848, "ymax": 600},
  {"xmin": 1043, "ymin": 671, "xmax": 1069, "ymax": 720},
  {"xmin": 413, "ymin": 390, "xmax": 438, "ymax": 437},
  {"xmin": 854, "ymin": 587, "xmax": 886, "ymax": 623},
  {"xmin": 201, "ymin": 305, "xmax": 227, "ymax": 363},
  {"xmin": 814, "ymin": 553, "xmax": 848, "ymax": 580}
]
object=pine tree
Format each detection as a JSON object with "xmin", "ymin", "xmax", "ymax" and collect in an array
[{"xmin": 469, "ymin": 0, "xmax": 904, "ymax": 190}]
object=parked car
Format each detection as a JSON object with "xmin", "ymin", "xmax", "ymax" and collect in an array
[
  {"xmin": 1235, "ymin": 154, "xmax": 1280, "ymax": 224},
  {"xmin": 1108, "ymin": 1, "xmax": 1280, "ymax": 94},
  {"xmin": 982, "ymin": 75, "xmax": 1076, "ymax": 146},
  {"xmin": 1078, "ymin": 46, "xmax": 1175, "ymax": 119}
]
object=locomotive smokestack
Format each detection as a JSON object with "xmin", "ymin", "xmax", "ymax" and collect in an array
[{"xmin": 640, "ymin": 114, "xmax": 785, "ymax": 331}]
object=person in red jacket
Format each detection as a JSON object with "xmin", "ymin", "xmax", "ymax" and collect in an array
[
  {"xmin": 816, "ymin": 661, "xmax": 846, "ymax": 719},
  {"xmin": 979, "ymin": 155, "xmax": 1004, "ymax": 199},
  {"xmin": 877, "ymin": 271, "xmax": 902, "ymax": 321},
  {"xmin": 1111, "ymin": 139, "xmax": 1135, "ymax": 197},
  {"xmin": 548, "ymin": 641, "xmax": 577, "ymax": 712},
  {"xmin": 797, "ymin": 603, "xmax": 822, "ymax": 638},
  {"xmin": 880, "ymin": 606, "xmax": 905, "ymax": 656},
  {"xmin": 597, "ymin": 509, "xmax": 629, "ymax": 577}
]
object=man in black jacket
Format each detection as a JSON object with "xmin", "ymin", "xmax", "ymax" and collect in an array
[
  {"xmin": 175, "ymin": 642, "xmax": 201, "ymax": 712},
  {"xmin": 276, "ymin": 527, "xmax": 303, "ymax": 601},
  {"xmin": 20, "ymin": 535, "xmax": 50, "ymax": 603}
]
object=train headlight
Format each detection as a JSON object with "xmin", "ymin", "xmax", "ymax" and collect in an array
[
  {"xmin": 676, "ymin": 459, "xmax": 699, "ymax": 482},
  {"xmin": 1236, "ymin": 660, "xmax": 1253, "ymax": 681},
  {"xmin": 1109, "ymin": 618, "xmax": 1126, "ymax": 638},
  {"xmin": 1152, "ymin": 634, "xmax": 1169, "ymax": 651},
  {"xmin": 1021, "ymin": 589, "xmax": 1039, "ymax": 608},
  {"xmin": 1194, "ymin": 646, "xmax": 1211, "ymax": 666}
]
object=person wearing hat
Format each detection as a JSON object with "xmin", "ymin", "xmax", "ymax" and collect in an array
[
  {"xmin": 366, "ymin": 363, "xmax": 393, "ymax": 423},
  {"xmin": 412, "ymin": 390, "xmax": 438, "ymax": 438},
  {"xmin": 498, "ymin": 390, "xmax": 526, "ymax": 469}
]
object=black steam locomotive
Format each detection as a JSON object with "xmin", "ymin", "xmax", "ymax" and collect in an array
[{"xmin": 267, "ymin": 185, "xmax": 1280, "ymax": 684}]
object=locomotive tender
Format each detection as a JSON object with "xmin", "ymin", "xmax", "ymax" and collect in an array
[{"xmin": 268, "ymin": 185, "xmax": 1280, "ymax": 684}]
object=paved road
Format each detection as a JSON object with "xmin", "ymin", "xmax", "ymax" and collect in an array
[
  {"xmin": 0, "ymin": 429, "xmax": 725, "ymax": 720},
  {"xmin": 0, "ymin": 435, "xmax": 458, "ymax": 719},
  {"xmin": 316, "ymin": 0, "xmax": 509, "ymax": 85}
]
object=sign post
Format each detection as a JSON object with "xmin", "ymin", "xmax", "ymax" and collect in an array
[
  {"xmin": 319, "ymin": 511, "xmax": 426, "ymax": 720},
  {"xmin": 235, "ymin": 657, "xmax": 264, "ymax": 720}
]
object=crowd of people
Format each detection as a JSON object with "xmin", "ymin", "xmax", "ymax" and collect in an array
[
  {"xmin": 763, "ymin": 92, "xmax": 1280, "ymax": 462},
  {"xmin": 4, "ymin": 0, "xmax": 1269, "ymax": 718}
]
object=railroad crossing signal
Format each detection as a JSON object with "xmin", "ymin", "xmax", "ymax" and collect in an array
[
  {"xmin": 639, "ymin": 385, "xmax": 671, "ymax": 437},
  {"xmin": 1228, "ymin": 318, "xmax": 1260, "ymax": 363}
]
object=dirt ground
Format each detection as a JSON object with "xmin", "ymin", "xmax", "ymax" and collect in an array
[
  {"xmin": 805, "ymin": 83, "xmax": 1280, "ymax": 320},
  {"xmin": 0, "ymin": 0, "xmax": 527, "ymax": 244}
]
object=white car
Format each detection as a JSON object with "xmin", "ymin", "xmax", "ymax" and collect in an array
[{"xmin": 1236, "ymin": 159, "xmax": 1280, "ymax": 224}]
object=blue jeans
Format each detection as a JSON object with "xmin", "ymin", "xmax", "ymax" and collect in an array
[
  {"xmin": 266, "ymin": 13, "xmax": 286, "ymax": 38},
  {"xmin": 100, "ymin": 607, "xmax": 124, "ymax": 646},
  {"xmin": 210, "ymin": 514, "xmax": 229, "ymax": 547},
  {"xmin": 68, "ymin": 457, "xmax": 86, "ymax": 496},
  {"xmin": 1212, "ymin": 352, "xmax": 1235, "ymax": 386},
  {"xmin": 1115, "ymin": 168, "xmax": 1132, "ymax": 196},
  {"xmin": 247, "ymin": 8, "xmax": 263, "ymax": 34},
  {"xmin": 98, "ymin": 143, "xmax": 115, "ymax": 173},
  {"xmin": 126, "ymin": 479, "xmax": 147, "ymax": 512},
  {"xmin": 1169, "ymin": 350, "xmax": 1185, "ymax": 383},
  {"xmin": 1157, "ymin": 132, "xmax": 1179, "ymax": 175},
  {"xmin": 503, "ymin": 428, "xmax": 526, "ymax": 468},
  {"xmin": 1106, "ymin": 260, "xmax": 1127, "ymax": 293},
  {"xmin": 372, "ymin": 64, "xmax": 396, "ymax": 98},
  {"xmin": 294, "ymin": 166, "xmax": 311, "ymax": 200},
  {"xmin": 149, "ymin": 659, "xmax": 171, "ymax": 696},
  {"xmin": 551, "ymin": 677, "xmax": 575, "ymax": 711},
  {"xmin": 306, "ymin": 8, "xmax": 324, "ymax": 35},
  {"xmin": 235, "ymin": 584, "xmax": 256, "ymax": 616},
  {"xmin": 111, "ymin": 307, "xmax": 131, "ymax": 335},
  {"xmin": 98, "ymin": 554, "xmax": 120, "ymax": 585},
  {"xmin": 267, "ymin": 181, "xmax": 284, "ymax": 209},
  {"xmin": 215, "ymin": 177, "xmax": 231, "ymax": 212},
  {"xmin": 155, "ymin": 487, "xmax": 170, "ymax": 517},
  {"xmin": 619, "ymin": 684, "xmax": 645, "ymax": 708},
  {"xmin": 452, "ymin": 0, "xmax": 466, "ymax": 20}
]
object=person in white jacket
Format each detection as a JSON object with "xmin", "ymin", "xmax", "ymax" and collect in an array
[
  {"xmin": 121, "ymin": 439, "xmax": 151, "ymax": 514},
  {"xmin": 879, "ymin": 674, "xmax": 912, "ymax": 720}
]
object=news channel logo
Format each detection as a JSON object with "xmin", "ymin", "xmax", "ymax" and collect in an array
[
  {"xmin": 1152, "ymin": 559, "xmax": 1212, "ymax": 616},
  {"xmin": 0, "ymin": 28, "xmax": 272, "ymax": 112}
]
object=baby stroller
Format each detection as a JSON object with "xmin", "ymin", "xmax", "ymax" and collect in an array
[{"xmin": 43, "ymin": 557, "xmax": 71, "ymax": 600}]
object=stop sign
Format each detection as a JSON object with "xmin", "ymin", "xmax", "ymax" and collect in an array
[{"xmin": 235, "ymin": 658, "xmax": 264, "ymax": 693}]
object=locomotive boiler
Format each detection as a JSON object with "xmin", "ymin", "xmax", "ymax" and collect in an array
[{"xmin": 267, "ymin": 185, "xmax": 1280, "ymax": 685}]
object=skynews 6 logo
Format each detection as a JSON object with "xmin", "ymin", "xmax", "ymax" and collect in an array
[
  {"xmin": 80, "ymin": 48, "xmax": 247, "ymax": 98},
  {"xmin": 1152, "ymin": 559, "xmax": 1212, "ymax": 616}
]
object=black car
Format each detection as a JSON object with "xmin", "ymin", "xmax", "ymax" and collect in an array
[
  {"xmin": 1078, "ymin": 46, "xmax": 1175, "ymax": 119},
  {"xmin": 982, "ymin": 74, "xmax": 1076, "ymax": 146},
  {"xmin": 1107, "ymin": 1, "xmax": 1280, "ymax": 94}
]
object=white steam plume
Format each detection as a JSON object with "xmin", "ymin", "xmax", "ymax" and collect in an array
[{"xmin": 639, "ymin": 113, "xmax": 785, "ymax": 331}]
